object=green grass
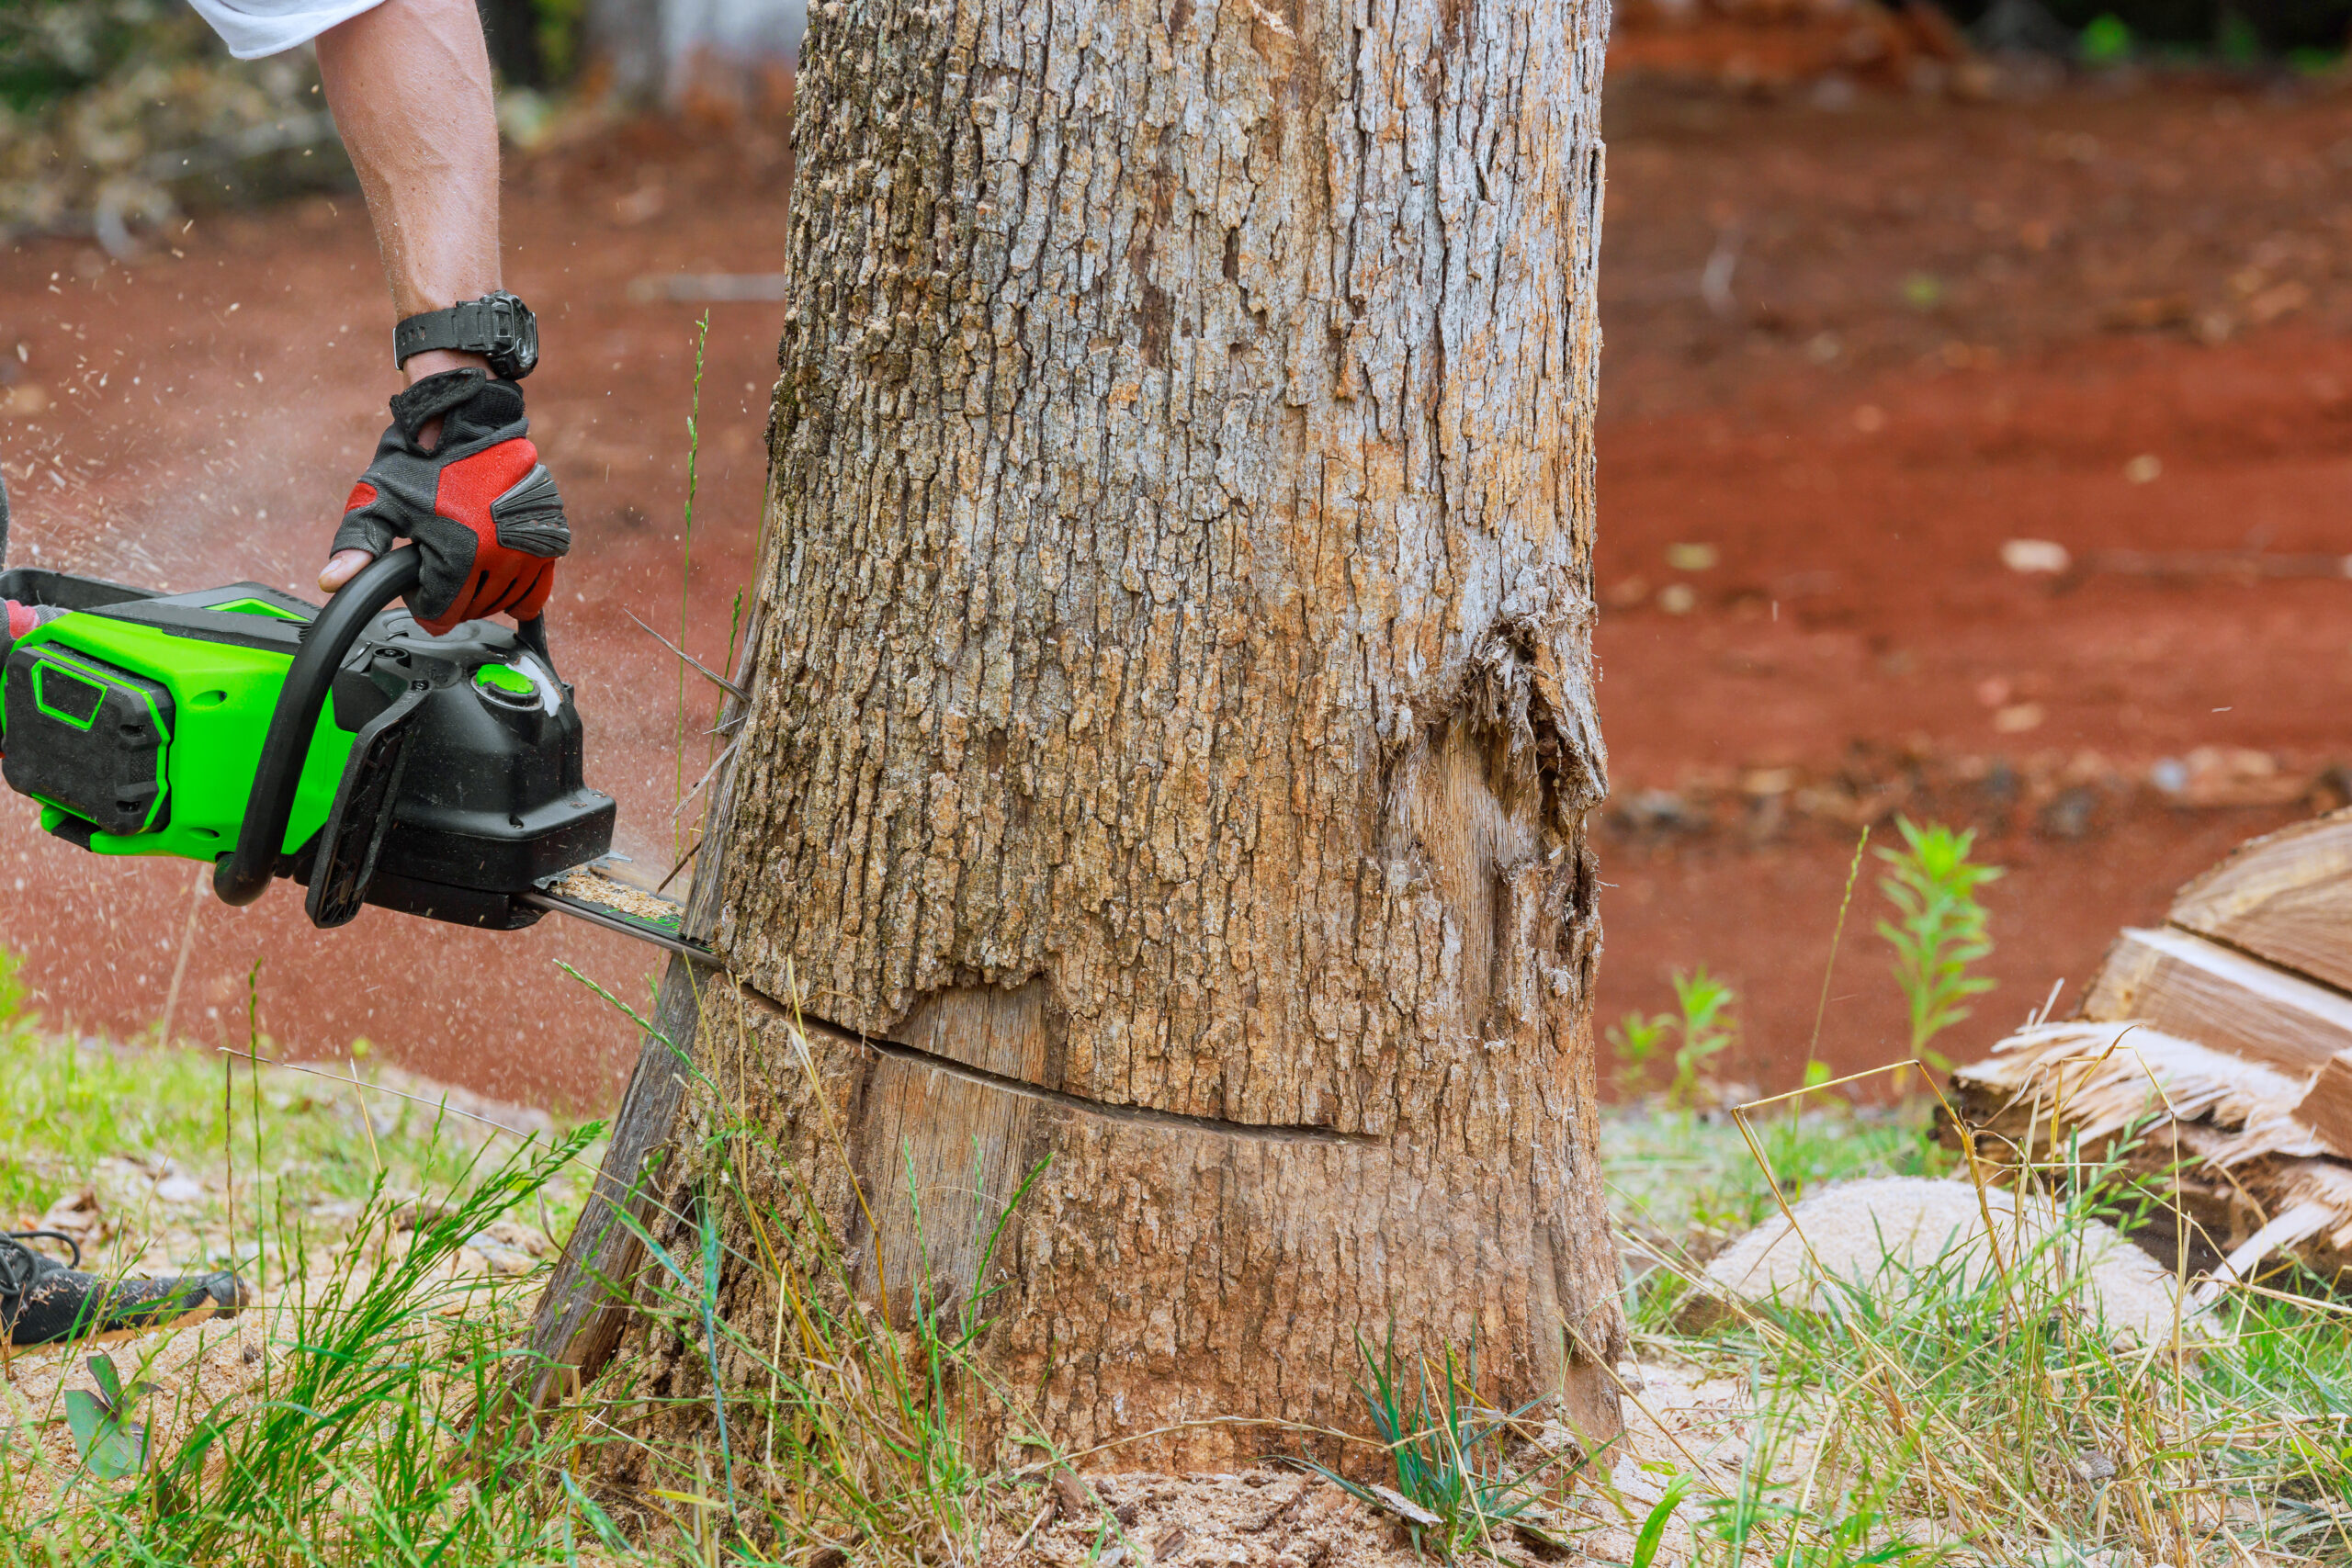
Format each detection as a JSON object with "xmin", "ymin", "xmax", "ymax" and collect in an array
[
  {"xmin": 1603, "ymin": 1104, "xmax": 2352, "ymax": 1566},
  {"xmin": 0, "ymin": 813, "xmax": 2345, "ymax": 1568},
  {"xmin": 1300, "ymin": 1332, "xmax": 1564, "ymax": 1560},
  {"xmin": 1641, "ymin": 1236, "xmax": 2352, "ymax": 1564},
  {"xmin": 4, "ymin": 1019, "xmax": 2346, "ymax": 1565},
  {"xmin": 0, "ymin": 1031, "xmax": 611, "ymax": 1561},
  {"xmin": 1606, "ymin": 1101, "xmax": 1955, "ymax": 1276},
  {"xmin": 0, "ymin": 991, "xmax": 1051, "ymax": 1564},
  {"xmin": 0, "ymin": 1021, "xmax": 570, "ymax": 1228}
]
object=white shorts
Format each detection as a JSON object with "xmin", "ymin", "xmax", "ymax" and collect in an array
[{"xmin": 186, "ymin": 0, "xmax": 385, "ymax": 59}]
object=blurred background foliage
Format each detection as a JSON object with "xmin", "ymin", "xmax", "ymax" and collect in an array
[
  {"xmin": 0, "ymin": 0, "xmax": 344, "ymax": 246},
  {"xmin": 1940, "ymin": 0, "xmax": 2352, "ymax": 55}
]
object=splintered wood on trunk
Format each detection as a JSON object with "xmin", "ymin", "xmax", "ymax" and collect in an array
[{"xmin": 570, "ymin": 0, "xmax": 1624, "ymax": 1469}]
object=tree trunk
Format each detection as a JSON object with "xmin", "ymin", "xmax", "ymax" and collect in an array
[{"xmin": 553, "ymin": 0, "xmax": 1621, "ymax": 1468}]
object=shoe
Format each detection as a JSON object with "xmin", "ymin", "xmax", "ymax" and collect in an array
[{"xmin": 0, "ymin": 1230, "xmax": 251, "ymax": 1347}]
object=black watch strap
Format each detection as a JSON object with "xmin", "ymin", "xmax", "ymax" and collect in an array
[{"xmin": 393, "ymin": 291, "xmax": 538, "ymax": 380}]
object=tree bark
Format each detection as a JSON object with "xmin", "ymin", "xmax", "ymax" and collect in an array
[{"xmin": 570, "ymin": 0, "xmax": 1621, "ymax": 1468}]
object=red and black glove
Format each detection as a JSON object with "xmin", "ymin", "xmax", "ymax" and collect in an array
[{"xmin": 334, "ymin": 368, "xmax": 570, "ymax": 634}]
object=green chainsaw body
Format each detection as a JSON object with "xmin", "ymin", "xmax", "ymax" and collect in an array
[
  {"xmin": 6, "ymin": 579, "xmax": 354, "ymax": 861},
  {"xmin": 0, "ymin": 554, "xmax": 616, "ymax": 932}
]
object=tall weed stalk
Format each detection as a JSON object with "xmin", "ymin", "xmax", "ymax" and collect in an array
[{"xmin": 1875, "ymin": 817, "xmax": 2000, "ymax": 1071}]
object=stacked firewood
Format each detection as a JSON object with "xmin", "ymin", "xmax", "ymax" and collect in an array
[{"xmin": 1951, "ymin": 811, "xmax": 2352, "ymax": 1284}]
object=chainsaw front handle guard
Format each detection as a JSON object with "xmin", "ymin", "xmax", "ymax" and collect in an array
[{"xmin": 213, "ymin": 548, "xmax": 424, "ymax": 907}]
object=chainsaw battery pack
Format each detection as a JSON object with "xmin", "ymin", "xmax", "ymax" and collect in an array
[{"xmin": 3, "ymin": 644, "xmax": 172, "ymax": 836}]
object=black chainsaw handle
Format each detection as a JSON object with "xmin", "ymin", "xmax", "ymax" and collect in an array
[{"xmin": 213, "ymin": 547, "xmax": 424, "ymax": 907}]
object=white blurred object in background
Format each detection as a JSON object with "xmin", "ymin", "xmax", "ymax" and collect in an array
[{"xmin": 587, "ymin": 0, "xmax": 805, "ymax": 109}]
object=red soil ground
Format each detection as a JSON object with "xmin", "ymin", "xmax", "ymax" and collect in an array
[
  {"xmin": 1592, "ymin": 73, "xmax": 2352, "ymax": 1090},
  {"xmin": 2, "ymin": 74, "xmax": 2350, "ymax": 1107}
]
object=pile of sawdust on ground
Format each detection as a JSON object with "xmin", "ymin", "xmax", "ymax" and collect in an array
[
  {"xmin": 990, "ymin": 1469, "xmax": 1556, "ymax": 1567},
  {"xmin": 1693, "ymin": 1177, "xmax": 2191, "ymax": 1345},
  {"xmin": 976, "ymin": 1359, "xmax": 1766, "ymax": 1567}
]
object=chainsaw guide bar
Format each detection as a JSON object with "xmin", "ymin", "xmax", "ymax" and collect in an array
[{"xmin": 525, "ymin": 862, "xmax": 717, "ymax": 962}]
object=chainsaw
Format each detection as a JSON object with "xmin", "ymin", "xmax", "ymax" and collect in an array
[{"xmin": 0, "ymin": 492, "xmax": 707, "ymax": 957}]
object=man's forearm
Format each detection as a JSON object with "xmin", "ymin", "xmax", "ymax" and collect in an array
[{"xmin": 316, "ymin": 0, "xmax": 503, "ymax": 384}]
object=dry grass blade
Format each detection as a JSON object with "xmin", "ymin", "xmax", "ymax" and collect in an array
[{"xmin": 626, "ymin": 606, "xmax": 752, "ymax": 703}]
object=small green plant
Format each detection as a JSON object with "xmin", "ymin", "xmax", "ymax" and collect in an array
[
  {"xmin": 2079, "ymin": 11, "xmax": 2134, "ymax": 63},
  {"xmin": 1899, "ymin": 272, "xmax": 1945, "ymax": 311},
  {"xmin": 1667, "ymin": 966, "xmax": 1736, "ymax": 1106},
  {"xmin": 1630, "ymin": 1474, "xmax": 1690, "ymax": 1567},
  {"xmin": 63, "ymin": 1352, "xmax": 152, "ymax": 1483},
  {"xmin": 1300, "ymin": 1331, "xmax": 1548, "ymax": 1559},
  {"xmin": 2217, "ymin": 9, "xmax": 2263, "ymax": 63},
  {"xmin": 1611, "ymin": 967, "xmax": 1740, "ymax": 1106},
  {"xmin": 1875, "ymin": 817, "xmax": 2000, "ymax": 1072},
  {"xmin": 1608, "ymin": 1009, "xmax": 1675, "ymax": 1097}
]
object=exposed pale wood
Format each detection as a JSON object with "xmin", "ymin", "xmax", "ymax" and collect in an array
[
  {"xmin": 1949, "ymin": 1026, "xmax": 2352, "ymax": 1281},
  {"xmin": 1952, "ymin": 1022, "xmax": 2328, "ymax": 1171},
  {"xmin": 601, "ymin": 0, "xmax": 1624, "ymax": 1469},
  {"xmin": 2167, "ymin": 808, "xmax": 2352, "ymax": 994},
  {"xmin": 519, "ymin": 954, "xmax": 712, "ymax": 1410},
  {"xmin": 854, "ymin": 980, "xmax": 1053, "ymax": 1314},
  {"xmin": 2292, "ymin": 1052, "xmax": 2352, "ymax": 1158},
  {"xmin": 2079, "ymin": 927, "xmax": 2352, "ymax": 1079}
]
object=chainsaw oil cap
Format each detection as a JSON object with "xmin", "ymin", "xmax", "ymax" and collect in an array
[{"xmin": 473, "ymin": 662, "xmax": 539, "ymax": 708}]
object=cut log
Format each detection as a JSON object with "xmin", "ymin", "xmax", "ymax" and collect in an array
[
  {"xmin": 1953, "ymin": 1021, "xmax": 2329, "ymax": 1169},
  {"xmin": 2079, "ymin": 926, "xmax": 2352, "ymax": 1080},
  {"xmin": 1951, "ymin": 1024, "xmax": 2352, "ymax": 1280},
  {"xmin": 1950, "ymin": 813, "xmax": 2352, "ymax": 1286},
  {"xmin": 2167, "ymin": 807, "xmax": 2352, "ymax": 993}
]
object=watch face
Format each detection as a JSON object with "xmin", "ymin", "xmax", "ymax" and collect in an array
[
  {"xmin": 509, "ymin": 312, "xmax": 539, "ymax": 378},
  {"xmin": 494, "ymin": 294, "xmax": 538, "ymax": 379}
]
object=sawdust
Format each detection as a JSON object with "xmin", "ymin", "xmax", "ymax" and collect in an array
[
  {"xmin": 0, "ymin": 1309, "xmax": 269, "ymax": 1512},
  {"xmin": 0, "ymin": 1048, "xmax": 568, "ymax": 1531},
  {"xmin": 988, "ymin": 1469, "xmax": 1563, "ymax": 1566},
  {"xmin": 1694, "ymin": 1177, "xmax": 2194, "ymax": 1346},
  {"xmin": 548, "ymin": 867, "xmax": 683, "ymax": 926},
  {"xmin": 0, "ymin": 1224, "xmax": 548, "ymax": 1519},
  {"xmin": 965, "ymin": 1359, "xmax": 1785, "ymax": 1566}
]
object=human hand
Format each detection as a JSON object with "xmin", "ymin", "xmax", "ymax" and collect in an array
[{"xmin": 328, "ymin": 368, "xmax": 569, "ymax": 632}]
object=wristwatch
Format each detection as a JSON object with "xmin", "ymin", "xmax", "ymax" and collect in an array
[{"xmin": 393, "ymin": 291, "xmax": 539, "ymax": 380}]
